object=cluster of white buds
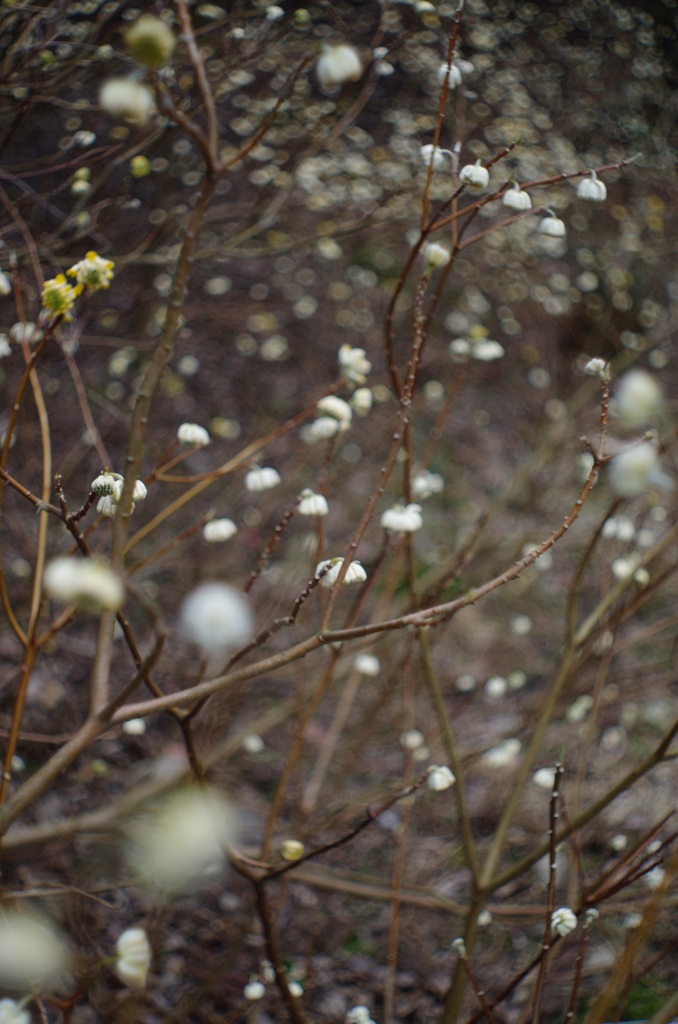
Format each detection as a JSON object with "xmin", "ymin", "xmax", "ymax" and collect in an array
[
  {"xmin": 115, "ymin": 928, "xmax": 151, "ymax": 990},
  {"xmin": 450, "ymin": 329, "xmax": 505, "ymax": 363},
  {"xmin": 92, "ymin": 471, "xmax": 147, "ymax": 518},
  {"xmin": 338, "ymin": 344, "xmax": 371, "ymax": 385},
  {"xmin": 316, "ymin": 558, "xmax": 367, "ymax": 588},
  {"xmin": 245, "ymin": 465, "xmax": 281, "ymax": 492},
  {"xmin": 502, "ymin": 183, "xmax": 532, "ymax": 211},
  {"xmin": 298, "ymin": 489, "xmax": 329, "ymax": 516},
  {"xmin": 43, "ymin": 557, "xmax": 124, "ymax": 611},
  {"xmin": 177, "ymin": 422, "xmax": 211, "ymax": 447},
  {"xmin": 459, "ymin": 160, "xmax": 490, "ymax": 190},
  {"xmin": 576, "ymin": 171, "xmax": 607, "ymax": 202},
  {"xmin": 412, "ymin": 470, "xmax": 444, "ymax": 499},
  {"xmin": 380, "ymin": 502, "xmax": 423, "ymax": 533}
]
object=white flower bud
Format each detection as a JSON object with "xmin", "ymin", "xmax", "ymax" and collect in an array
[
  {"xmin": 177, "ymin": 422, "xmax": 210, "ymax": 447},
  {"xmin": 551, "ymin": 907, "xmax": 577, "ymax": 937},
  {"xmin": 423, "ymin": 242, "xmax": 451, "ymax": 271},
  {"xmin": 99, "ymin": 78, "xmax": 155, "ymax": 125},
  {"xmin": 502, "ymin": 183, "xmax": 532, "ymax": 211},
  {"xmin": 539, "ymin": 214, "xmax": 566, "ymax": 238},
  {"xmin": 96, "ymin": 495, "xmax": 119, "ymax": 518},
  {"xmin": 584, "ymin": 357, "xmax": 607, "ymax": 377},
  {"xmin": 316, "ymin": 558, "xmax": 367, "ymax": 587},
  {"xmin": 91, "ymin": 471, "xmax": 119, "ymax": 496},
  {"xmin": 180, "ymin": 582, "xmax": 253, "ymax": 655},
  {"xmin": 338, "ymin": 344, "xmax": 371, "ymax": 384},
  {"xmin": 298, "ymin": 489, "xmax": 329, "ymax": 516},
  {"xmin": 533, "ymin": 767, "xmax": 556, "ymax": 790},
  {"xmin": 115, "ymin": 928, "xmax": 151, "ymax": 990},
  {"xmin": 43, "ymin": 557, "xmax": 124, "ymax": 611},
  {"xmin": 380, "ymin": 503, "xmax": 423, "ymax": 533},
  {"xmin": 472, "ymin": 339, "xmax": 504, "ymax": 361},
  {"xmin": 302, "ymin": 417, "xmax": 341, "ymax": 442},
  {"xmin": 244, "ymin": 979, "xmax": 266, "ymax": 1000},
  {"xmin": 0, "ymin": 271, "xmax": 12, "ymax": 296},
  {"xmin": 459, "ymin": 161, "xmax": 489, "ymax": 190},
  {"xmin": 132, "ymin": 479, "xmax": 148, "ymax": 501},
  {"xmin": 613, "ymin": 369, "xmax": 663, "ymax": 428},
  {"xmin": 436, "ymin": 62, "xmax": 463, "ymax": 88},
  {"xmin": 420, "ymin": 144, "xmax": 448, "ymax": 170},
  {"xmin": 427, "ymin": 765, "xmax": 456, "ymax": 791},
  {"xmin": 122, "ymin": 718, "xmax": 147, "ymax": 735},
  {"xmin": 125, "ymin": 15, "xmax": 175, "ymax": 68},
  {"xmin": 354, "ymin": 653, "xmax": 380, "ymax": 676},
  {"xmin": 350, "ymin": 387, "xmax": 373, "ymax": 416},
  {"xmin": 346, "ymin": 1006, "xmax": 376, "ymax": 1024},
  {"xmin": 576, "ymin": 172, "xmax": 607, "ymax": 202},
  {"xmin": 412, "ymin": 470, "xmax": 444, "ymax": 499},
  {"xmin": 245, "ymin": 466, "xmax": 281, "ymax": 491},
  {"xmin": 316, "ymin": 395, "xmax": 353, "ymax": 427},
  {"xmin": 400, "ymin": 729, "xmax": 425, "ymax": 751},
  {"xmin": 316, "ymin": 44, "xmax": 362, "ymax": 88},
  {"xmin": 203, "ymin": 518, "xmax": 238, "ymax": 542}
]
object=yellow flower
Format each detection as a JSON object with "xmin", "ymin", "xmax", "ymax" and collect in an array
[
  {"xmin": 67, "ymin": 251, "xmax": 115, "ymax": 292},
  {"xmin": 41, "ymin": 274, "xmax": 80, "ymax": 319}
]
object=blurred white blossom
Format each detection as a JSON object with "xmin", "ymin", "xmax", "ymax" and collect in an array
[
  {"xmin": 177, "ymin": 422, "xmax": 210, "ymax": 447},
  {"xmin": 551, "ymin": 907, "xmax": 577, "ymax": 937},
  {"xmin": 339, "ymin": 344, "xmax": 371, "ymax": 385},
  {"xmin": 203, "ymin": 518, "xmax": 238, "ymax": 542},
  {"xmin": 613, "ymin": 370, "xmax": 663, "ymax": 429},
  {"xmin": 0, "ymin": 913, "xmax": 71, "ymax": 990},
  {"xmin": 316, "ymin": 558, "xmax": 366, "ymax": 587},
  {"xmin": 316, "ymin": 44, "xmax": 362, "ymax": 88},
  {"xmin": 180, "ymin": 582, "xmax": 253, "ymax": 656},
  {"xmin": 298, "ymin": 489, "xmax": 329, "ymax": 516},
  {"xmin": 245, "ymin": 466, "xmax": 281, "ymax": 492},
  {"xmin": 43, "ymin": 557, "xmax": 123, "ymax": 611},
  {"xmin": 126, "ymin": 786, "xmax": 239, "ymax": 892},
  {"xmin": 609, "ymin": 443, "xmax": 672, "ymax": 498},
  {"xmin": 0, "ymin": 1000, "xmax": 29, "ymax": 1024},
  {"xmin": 427, "ymin": 765, "xmax": 456, "ymax": 791},
  {"xmin": 354, "ymin": 653, "xmax": 380, "ymax": 676},
  {"xmin": 99, "ymin": 77, "xmax": 155, "ymax": 125},
  {"xmin": 381, "ymin": 502, "xmax": 423, "ymax": 533}
]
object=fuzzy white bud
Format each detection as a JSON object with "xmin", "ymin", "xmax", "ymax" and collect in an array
[
  {"xmin": 316, "ymin": 44, "xmax": 362, "ymax": 88},
  {"xmin": 177, "ymin": 422, "xmax": 211, "ymax": 447},
  {"xmin": 459, "ymin": 161, "xmax": 489, "ymax": 190},
  {"xmin": 115, "ymin": 928, "xmax": 151, "ymax": 990},
  {"xmin": 43, "ymin": 557, "xmax": 123, "ymax": 611},
  {"xmin": 180, "ymin": 582, "xmax": 253, "ymax": 655}
]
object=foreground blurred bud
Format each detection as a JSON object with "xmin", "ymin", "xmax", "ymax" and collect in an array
[
  {"xmin": 350, "ymin": 387, "xmax": 373, "ymax": 416},
  {"xmin": 280, "ymin": 839, "xmax": 305, "ymax": 861},
  {"xmin": 99, "ymin": 78, "xmax": 155, "ymax": 125},
  {"xmin": 125, "ymin": 15, "xmax": 176, "ymax": 69},
  {"xmin": 127, "ymin": 786, "xmax": 239, "ymax": 893},
  {"xmin": 244, "ymin": 978, "xmax": 266, "ymax": 1000},
  {"xmin": 551, "ymin": 907, "xmax": 577, "ymax": 937},
  {"xmin": 316, "ymin": 44, "xmax": 362, "ymax": 88},
  {"xmin": 0, "ymin": 913, "xmax": 71, "ymax": 990},
  {"xmin": 115, "ymin": 928, "xmax": 151, "ymax": 990},
  {"xmin": 608, "ymin": 443, "xmax": 673, "ymax": 498},
  {"xmin": 613, "ymin": 369, "xmax": 663, "ymax": 428},
  {"xmin": 177, "ymin": 421, "xmax": 210, "ymax": 447},
  {"xmin": 419, "ymin": 144, "xmax": 449, "ymax": 170},
  {"xmin": 354, "ymin": 653, "xmax": 380, "ymax": 676},
  {"xmin": 316, "ymin": 395, "xmax": 353, "ymax": 428},
  {"xmin": 0, "ymin": 1000, "xmax": 30, "ymax": 1024},
  {"xmin": 180, "ymin": 582, "xmax": 253, "ymax": 656},
  {"xmin": 44, "ymin": 557, "xmax": 124, "ymax": 611},
  {"xmin": 346, "ymin": 1007, "xmax": 377, "ymax": 1024}
]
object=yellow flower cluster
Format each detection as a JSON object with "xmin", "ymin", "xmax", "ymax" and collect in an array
[
  {"xmin": 40, "ymin": 274, "xmax": 81, "ymax": 320},
  {"xmin": 67, "ymin": 251, "xmax": 115, "ymax": 292},
  {"xmin": 41, "ymin": 251, "xmax": 115, "ymax": 321}
]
